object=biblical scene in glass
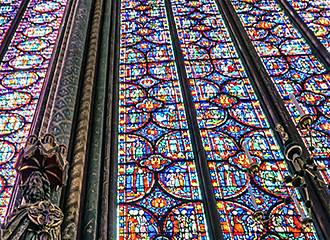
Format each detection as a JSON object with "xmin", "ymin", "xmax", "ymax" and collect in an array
[
  {"xmin": 0, "ymin": 0, "xmax": 24, "ymax": 46},
  {"xmin": 117, "ymin": 0, "xmax": 208, "ymax": 238},
  {"xmin": 171, "ymin": 0, "xmax": 319, "ymax": 238},
  {"xmin": 287, "ymin": 0, "xmax": 330, "ymax": 52},
  {"xmin": 0, "ymin": 0, "xmax": 68, "ymax": 222},
  {"xmin": 231, "ymin": 0, "xmax": 330, "ymax": 185}
]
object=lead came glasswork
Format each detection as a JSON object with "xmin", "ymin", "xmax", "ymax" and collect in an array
[
  {"xmin": 171, "ymin": 0, "xmax": 319, "ymax": 238},
  {"xmin": 287, "ymin": 0, "xmax": 330, "ymax": 52},
  {"xmin": 117, "ymin": 0, "xmax": 208, "ymax": 239},
  {"xmin": 0, "ymin": 0, "xmax": 24, "ymax": 46},
  {"xmin": 0, "ymin": 0, "xmax": 69, "ymax": 222},
  {"xmin": 230, "ymin": 0, "xmax": 330, "ymax": 185}
]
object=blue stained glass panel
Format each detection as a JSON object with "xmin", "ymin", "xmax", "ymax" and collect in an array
[
  {"xmin": 117, "ymin": 0, "xmax": 209, "ymax": 239},
  {"xmin": 171, "ymin": 0, "xmax": 319, "ymax": 238},
  {"xmin": 0, "ymin": 0, "xmax": 70, "ymax": 223},
  {"xmin": 231, "ymin": 0, "xmax": 330, "ymax": 185},
  {"xmin": 0, "ymin": 0, "xmax": 24, "ymax": 46},
  {"xmin": 287, "ymin": 0, "xmax": 330, "ymax": 52}
]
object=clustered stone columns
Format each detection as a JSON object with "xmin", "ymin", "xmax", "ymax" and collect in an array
[{"xmin": 1, "ymin": 134, "xmax": 67, "ymax": 240}]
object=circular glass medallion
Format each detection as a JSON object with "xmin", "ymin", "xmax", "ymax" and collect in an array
[
  {"xmin": 9, "ymin": 55, "xmax": 43, "ymax": 70},
  {"xmin": 17, "ymin": 39, "xmax": 49, "ymax": 52},
  {"xmin": 23, "ymin": 26, "xmax": 53, "ymax": 38},
  {"xmin": 0, "ymin": 141, "xmax": 15, "ymax": 163},
  {"xmin": 34, "ymin": 2, "xmax": 61, "ymax": 13},
  {"xmin": 28, "ymin": 13, "xmax": 56, "ymax": 24},
  {"xmin": 0, "ymin": 92, "xmax": 31, "ymax": 110},
  {"xmin": 2, "ymin": 71, "xmax": 38, "ymax": 90},
  {"xmin": 0, "ymin": 113, "xmax": 24, "ymax": 135}
]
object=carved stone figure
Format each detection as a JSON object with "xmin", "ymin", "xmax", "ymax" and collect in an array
[{"xmin": 1, "ymin": 135, "xmax": 67, "ymax": 240}]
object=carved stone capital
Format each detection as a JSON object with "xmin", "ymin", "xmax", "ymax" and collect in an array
[{"xmin": 17, "ymin": 134, "xmax": 68, "ymax": 188}]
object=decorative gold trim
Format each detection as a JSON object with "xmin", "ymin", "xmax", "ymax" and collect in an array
[
  {"xmin": 61, "ymin": 0, "xmax": 104, "ymax": 238},
  {"xmin": 275, "ymin": 123, "xmax": 289, "ymax": 142}
]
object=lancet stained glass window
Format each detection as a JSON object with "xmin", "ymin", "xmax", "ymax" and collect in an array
[
  {"xmin": 0, "ymin": 0, "xmax": 69, "ymax": 222},
  {"xmin": 170, "ymin": 0, "xmax": 318, "ymax": 238},
  {"xmin": 287, "ymin": 0, "xmax": 330, "ymax": 51},
  {"xmin": 0, "ymin": 0, "xmax": 328, "ymax": 238},
  {"xmin": 230, "ymin": 0, "xmax": 330, "ymax": 184},
  {"xmin": 0, "ymin": 0, "xmax": 24, "ymax": 46},
  {"xmin": 117, "ymin": 0, "xmax": 209, "ymax": 238}
]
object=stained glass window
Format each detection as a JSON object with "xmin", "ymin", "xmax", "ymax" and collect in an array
[
  {"xmin": 287, "ymin": 0, "xmax": 330, "ymax": 52},
  {"xmin": 117, "ymin": 0, "xmax": 209, "ymax": 238},
  {"xmin": 0, "ymin": 0, "xmax": 24, "ymax": 46},
  {"xmin": 231, "ymin": 0, "xmax": 330, "ymax": 184},
  {"xmin": 170, "ymin": 0, "xmax": 319, "ymax": 238},
  {"xmin": 0, "ymin": 0, "xmax": 328, "ymax": 238},
  {"xmin": 0, "ymin": 0, "xmax": 69, "ymax": 222}
]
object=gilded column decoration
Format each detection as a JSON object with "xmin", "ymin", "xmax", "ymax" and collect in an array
[{"xmin": 1, "ymin": 134, "xmax": 67, "ymax": 240}]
